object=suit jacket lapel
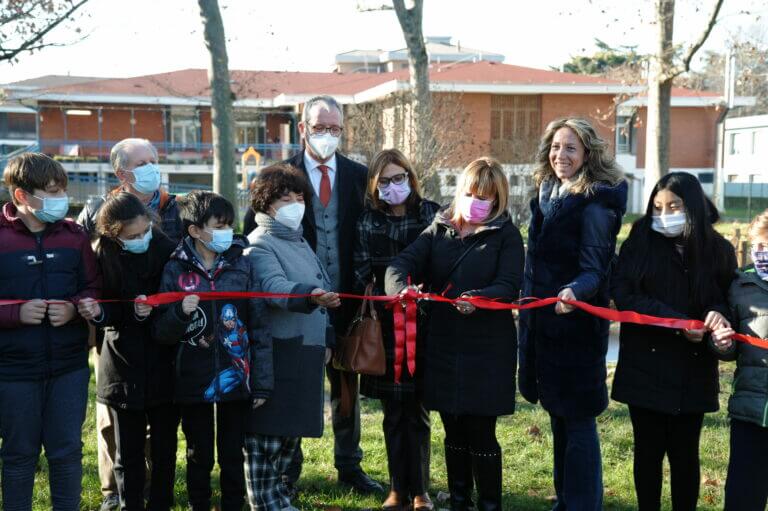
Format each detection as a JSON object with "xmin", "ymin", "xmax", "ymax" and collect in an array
[
  {"xmin": 292, "ymin": 151, "xmax": 317, "ymax": 233},
  {"xmin": 336, "ymin": 153, "xmax": 351, "ymax": 226}
]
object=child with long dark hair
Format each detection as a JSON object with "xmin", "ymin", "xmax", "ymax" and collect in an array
[
  {"xmin": 610, "ymin": 172, "xmax": 737, "ymax": 511},
  {"xmin": 78, "ymin": 192, "xmax": 179, "ymax": 510}
]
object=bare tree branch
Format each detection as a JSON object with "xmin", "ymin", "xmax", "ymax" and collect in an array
[
  {"xmin": 669, "ymin": 0, "xmax": 726, "ymax": 79},
  {"xmin": 0, "ymin": 0, "xmax": 90, "ymax": 62}
]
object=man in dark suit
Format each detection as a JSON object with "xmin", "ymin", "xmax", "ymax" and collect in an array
[{"xmin": 245, "ymin": 95, "xmax": 382, "ymax": 494}]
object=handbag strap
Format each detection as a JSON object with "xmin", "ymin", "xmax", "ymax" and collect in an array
[
  {"xmin": 434, "ymin": 232, "xmax": 486, "ymax": 293},
  {"xmin": 358, "ymin": 281, "xmax": 378, "ymax": 321}
]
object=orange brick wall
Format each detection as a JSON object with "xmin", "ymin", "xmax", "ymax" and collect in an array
[
  {"xmin": 540, "ymin": 94, "xmax": 617, "ymax": 153},
  {"xmin": 438, "ymin": 92, "xmax": 491, "ymax": 166},
  {"xmin": 38, "ymin": 103, "xmax": 167, "ymax": 157},
  {"xmin": 199, "ymin": 109, "xmax": 211, "ymax": 144},
  {"xmin": 634, "ymin": 106, "xmax": 720, "ymax": 168}
]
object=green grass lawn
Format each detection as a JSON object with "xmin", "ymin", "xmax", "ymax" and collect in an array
[{"xmin": 28, "ymin": 361, "xmax": 737, "ymax": 510}]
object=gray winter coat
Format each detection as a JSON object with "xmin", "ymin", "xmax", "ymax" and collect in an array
[
  {"xmin": 245, "ymin": 213, "xmax": 334, "ymax": 438},
  {"xmin": 719, "ymin": 268, "xmax": 768, "ymax": 428}
]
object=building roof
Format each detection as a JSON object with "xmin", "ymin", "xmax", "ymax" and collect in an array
[
  {"xmin": 619, "ymin": 86, "xmax": 754, "ymax": 109},
  {"xmin": 16, "ymin": 62, "xmax": 743, "ymax": 108},
  {"xmin": 4, "ymin": 75, "xmax": 107, "ymax": 89}
]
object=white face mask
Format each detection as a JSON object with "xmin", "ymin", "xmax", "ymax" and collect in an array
[
  {"xmin": 651, "ymin": 212, "xmax": 687, "ymax": 238},
  {"xmin": 307, "ymin": 132, "xmax": 339, "ymax": 160},
  {"xmin": 274, "ymin": 202, "xmax": 305, "ymax": 231}
]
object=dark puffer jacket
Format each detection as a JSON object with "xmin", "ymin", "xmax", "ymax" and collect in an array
[
  {"xmin": 93, "ymin": 230, "xmax": 177, "ymax": 410},
  {"xmin": 713, "ymin": 267, "xmax": 768, "ymax": 427},
  {"xmin": 152, "ymin": 236, "xmax": 272, "ymax": 404},
  {"xmin": 385, "ymin": 211, "xmax": 524, "ymax": 417},
  {"xmin": 519, "ymin": 180, "xmax": 627, "ymax": 419},
  {"xmin": 0, "ymin": 203, "xmax": 101, "ymax": 381}
]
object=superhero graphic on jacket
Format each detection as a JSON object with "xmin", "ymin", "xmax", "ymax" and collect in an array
[{"xmin": 203, "ymin": 304, "xmax": 251, "ymax": 402}]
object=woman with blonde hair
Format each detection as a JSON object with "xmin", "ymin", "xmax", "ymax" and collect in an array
[
  {"xmin": 518, "ymin": 118, "xmax": 627, "ymax": 511},
  {"xmin": 354, "ymin": 149, "xmax": 440, "ymax": 511},
  {"xmin": 386, "ymin": 157, "xmax": 524, "ymax": 511}
]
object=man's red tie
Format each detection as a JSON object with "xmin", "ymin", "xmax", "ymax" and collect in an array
[{"xmin": 318, "ymin": 165, "xmax": 331, "ymax": 208}]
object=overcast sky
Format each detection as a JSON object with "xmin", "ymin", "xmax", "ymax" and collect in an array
[{"xmin": 1, "ymin": 0, "xmax": 766, "ymax": 84}]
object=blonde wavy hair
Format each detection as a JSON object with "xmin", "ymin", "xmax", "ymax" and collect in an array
[
  {"xmin": 448, "ymin": 157, "xmax": 509, "ymax": 225},
  {"xmin": 533, "ymin": 117, "xmax": 624, "ymax": 196}
]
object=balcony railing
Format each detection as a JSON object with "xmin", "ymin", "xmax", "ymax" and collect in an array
[{"xmin": 37, "ymin": 139, "xmax": 301, "ymax": 165}]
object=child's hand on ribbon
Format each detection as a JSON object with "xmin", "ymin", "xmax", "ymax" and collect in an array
[
  {"xmin": 20, "ymin": 299, "xmax": 47, "ymax": 325},
  {"xmin": 77, "ymin": 298, "xmax": 102, "ymax": 322},
  {"xmin": 134, "ymin": 295, "xmax": 153, "ymax": 318},
  {"xmin": 181, "ymin": 295, "xmax": 200, "ymax": 315}
]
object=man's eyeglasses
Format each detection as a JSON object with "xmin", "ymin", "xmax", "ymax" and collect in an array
[
  {"xmin": 377, "ymin": 173, "xmax": 408, "ymax": 188},
  {"xmin": 309, "ymin": 124, "xmax": 343, "ymax": 137}
]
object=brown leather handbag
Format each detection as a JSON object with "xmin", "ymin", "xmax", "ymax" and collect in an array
[{"xmin": 334, "ymin": 282, "xmax": 386, "ymax": 376}]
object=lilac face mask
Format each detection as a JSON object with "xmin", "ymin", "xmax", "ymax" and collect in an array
[
  {"xmin": 378, "ymin": 181, "xmax": 411, "ymax": 206},
  {"xmin": 458, "ymin": 195, "xmax": 493, "ymax": 223},
  {"xmin": 752, "ymin": 249, "xmax": 768, "ymax": 280}
]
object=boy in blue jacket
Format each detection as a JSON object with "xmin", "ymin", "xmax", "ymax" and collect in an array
[
  {"xmin": 152, "ymin": 191, "xmax": 272, "ymax": 511},
  {"xmin": 0, "ymin": 153, "xmax": 101, "ymax": 509}
]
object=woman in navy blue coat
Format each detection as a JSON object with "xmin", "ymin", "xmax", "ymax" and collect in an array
[{"xmin": 518, "ymin": 118, "xmax": 627, "ymax": 511}]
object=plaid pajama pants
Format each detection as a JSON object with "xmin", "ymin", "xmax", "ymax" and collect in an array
[{"xmin": 244, "ymin": 434, "xmax": 301, "ymax": 511}]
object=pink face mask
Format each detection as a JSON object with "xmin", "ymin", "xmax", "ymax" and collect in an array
[
  {"xmin": 458, "ymin": 195, "xmax": 493, "ymax": 223},
  {"xmin": 378, "ymin": 181, "xmax": 411, "ymax": 206}
]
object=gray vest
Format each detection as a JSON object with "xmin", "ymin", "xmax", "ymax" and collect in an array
[{"xmin": 312, "ymin": 173, "xmax": 341, "ymax": 291}]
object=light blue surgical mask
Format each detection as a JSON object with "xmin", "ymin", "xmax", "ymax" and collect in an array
[
  {"xmin": 32, "ymin": 194, "xmax": 69, "ymax": 223},
  {"xmin": 120, "ymin": 227, "xmax": 153, "ymax": 254},
  {"xmin": 129, "ymin": 163, "xmax": 161, "ymax": 194},
  {"xmin": 203, "ymin": 228, "xmax": 233, "ymax": 254}
]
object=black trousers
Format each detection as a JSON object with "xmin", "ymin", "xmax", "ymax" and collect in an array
[
  {"xmin": 382, "ymin": 398, "xmax": 431, "ymax": 497},
  {"xmin": 628, "ymin": 406, "xmax": 704, "ymax": 511},
  {"xmin": 724, "ymin": 418, "xmax": 768, "ymax": 511},
  {"xmin": 439, "ymin": 413, "xmax": 499, "ymax": 453},
  {"xmin": 180, "ymin": 401, "xmax": 246, "ymax": 511},
  {"xmin": 286, "ymin": 365, "xmax": 362, "ymax": 481},
  {"xmin": 109, "ymin": 404, "xmax": 180, "ymax": 511}
]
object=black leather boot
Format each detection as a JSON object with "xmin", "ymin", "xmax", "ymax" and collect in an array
[
  {"xmin": 471, "ymin": 448, "xmax": 502, "ymax": 511},
  {"xmin": 444, "ymin": 441, "xmax": 475, "ymax": 510}
]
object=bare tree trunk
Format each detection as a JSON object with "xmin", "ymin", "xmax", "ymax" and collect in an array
[
  {"xmin": 392, "ymin": 0, "xmax": 433, "ymax": 182},
  {"xmin": 643, "ymin": 0, "xmax": 725, "ymax": 202},
  {"xmin": 643, "ymin": 0, "xmax": 675, "ymax": 202},
  {"xmin": 198, "ymin": 0, "xmax": 237, "ymax": 216}
]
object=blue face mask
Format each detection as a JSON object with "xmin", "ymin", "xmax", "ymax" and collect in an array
[
  {"xmin": 32, "ymin": 194, "xmax": 69, "ymax": 223},
  {"xmin": 129, "ymin": 163, "xmax": 161, "ymax": 194},
  {"xmin": 203, "ymin": 228, "xmax": 233, "ymax": 254},
  {"xmin": 120, "ymin": 227, "xmax": 153, "ymax": 254}
]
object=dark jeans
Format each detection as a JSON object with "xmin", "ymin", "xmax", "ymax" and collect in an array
[
  {"xmin": 180, "ymin": 401, "xmax": 247, "ymax": 511},
  {"xmin": 286, "ymin": 365, "xmax": 362, "ymax": 481},
  {"xmin": 550, "ymin": 414, "xmax": 603, "ymax": 511},
  {"xmin": 724, "ymin": 418, "xmax": 768, "ymax": 511},
  {"xmin": 0, "ymin": 366, "xmax": 89, "ymax": 511},
  {"xmin": 109, "ymin": 404, "xmax": 180, "ymax": 510},
  {"xmin": 382, "ymin": 398, "xmax": 431, "ymax": 497},
  {"xmin": 628, "ymin": 406, "xmax": 703, "ymax": 511}
]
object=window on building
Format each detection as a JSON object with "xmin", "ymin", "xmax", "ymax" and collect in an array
[
  {"xmin": 730, "ymin": 132, "xmax": 752, "ymax": 155},
  {"xmin": 697, "ymin": 172, "xmax": 714, "ymax": 184},
  {"xmin": 4, "ymin": 113, "xmax": 36, "ymax": 139},
  {"xmin": 490, "ymin": 95, "xmax": 541, "ymax": 164},
  {"xmin": 616, "ymin": 114, "xmax": 637, "ymax": 155},
  {"xmin": 170, "ymin": 109, "xmax": 199, "ymax": 149}
]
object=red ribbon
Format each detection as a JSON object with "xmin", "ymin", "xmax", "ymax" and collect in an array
[{"xmin": 3, "ymin": 289, "xmax": 766, "ymax": 372}]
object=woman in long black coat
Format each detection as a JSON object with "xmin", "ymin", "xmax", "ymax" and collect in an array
[
  {"xmin": 354, "ymin": 149, "xmax": 440, "ymax": 511},
  {"xmin": 611, "ymin": 172, "xmax": 736, "ymax": 511},
  {"xmin": 386, "ymin": 157, "xmax": 524, "ymax": 511},
  {"xmin": 518, "ymin": 118, "xmax": 627, "ymax": 511}
]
